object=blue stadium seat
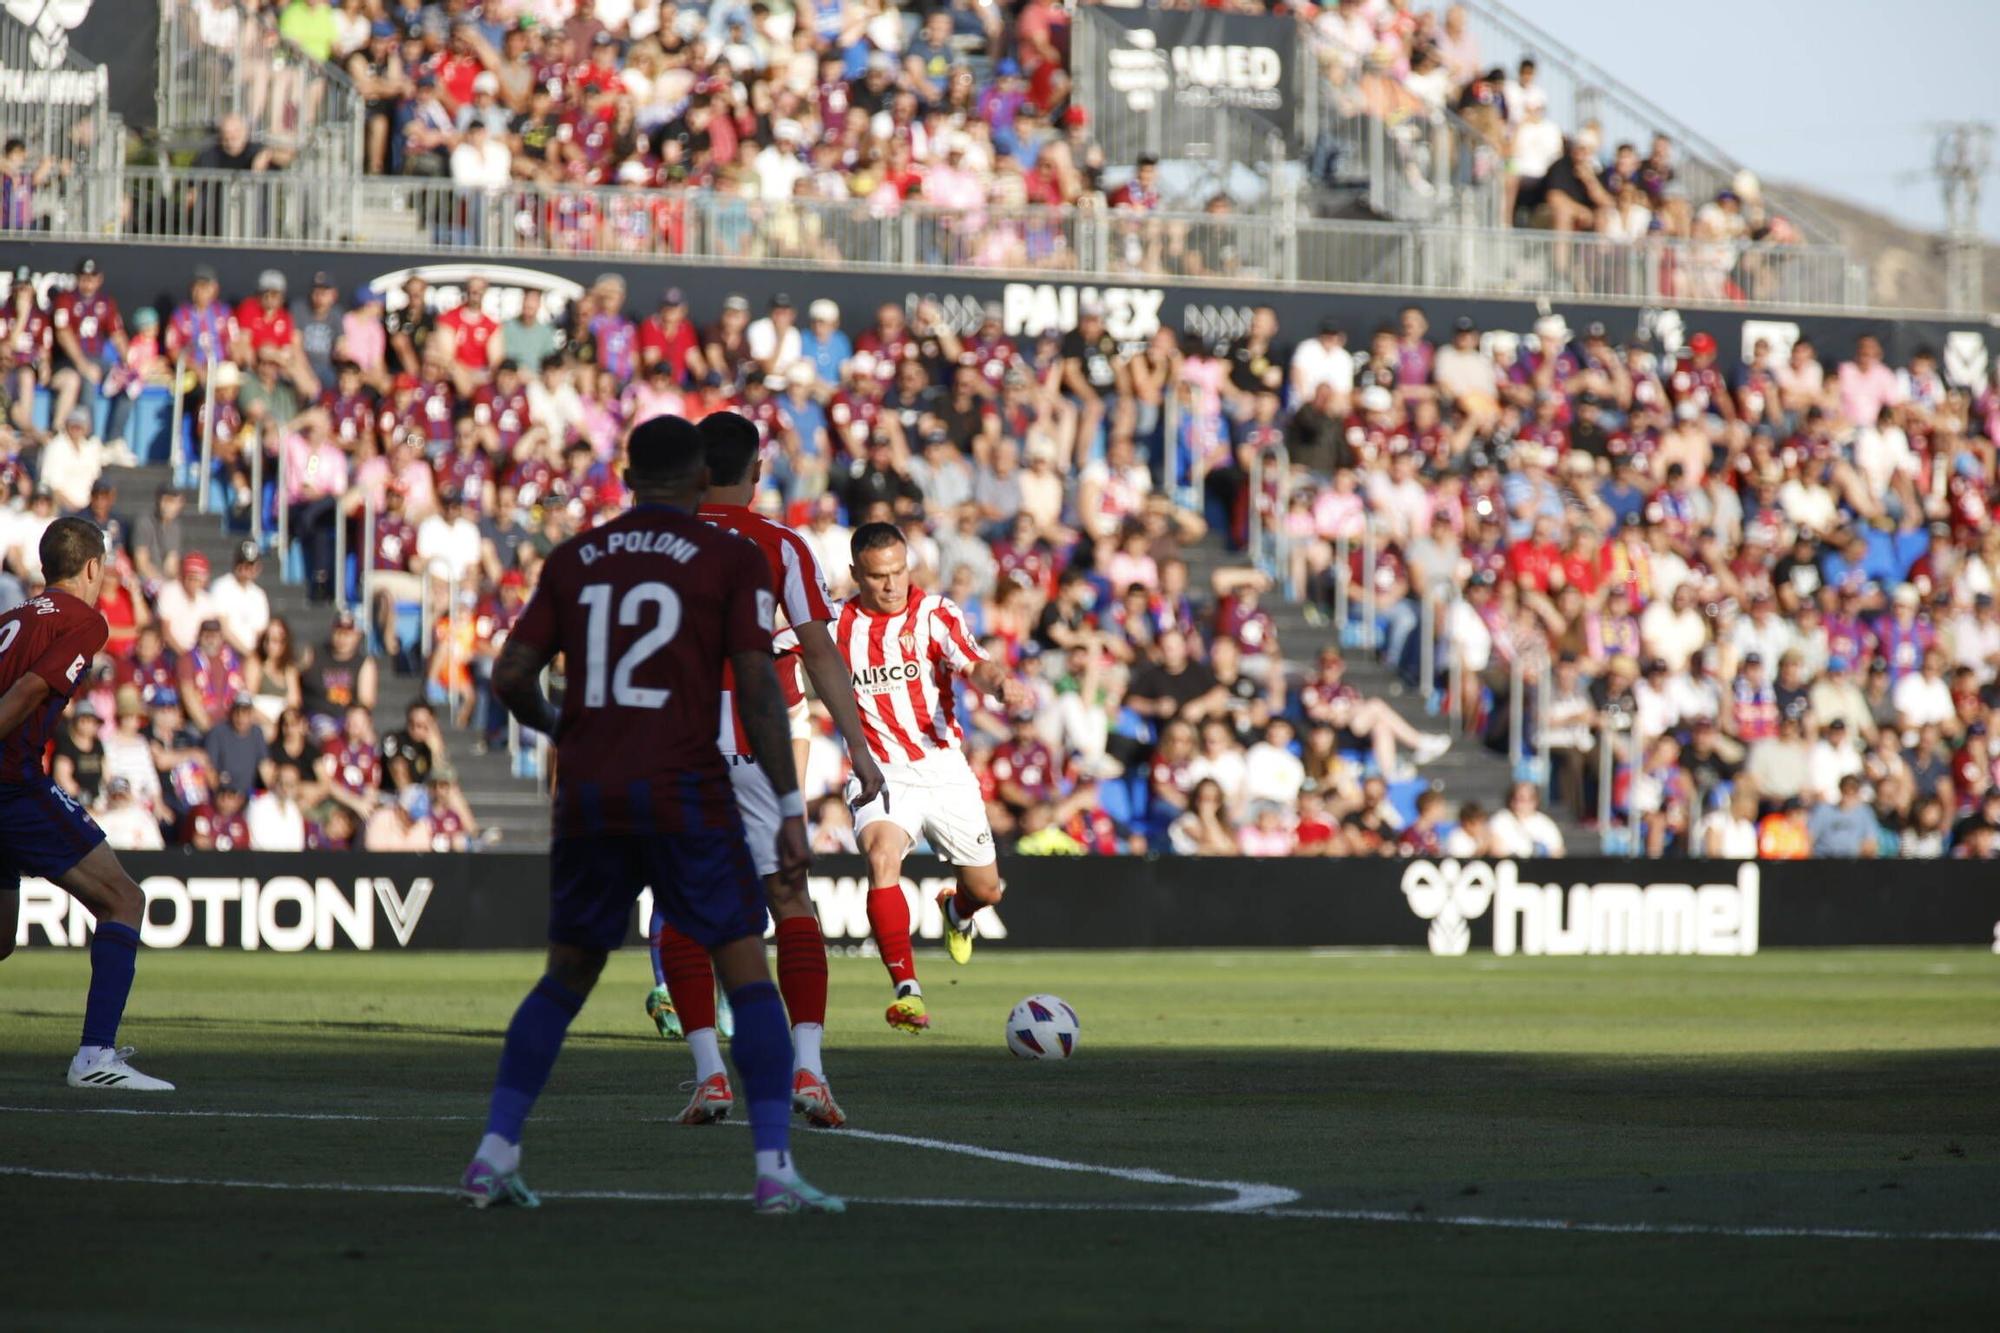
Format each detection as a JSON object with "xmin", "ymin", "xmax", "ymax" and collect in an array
[{"xmin": 1386, "ymin": 779, "xmax": 1428, "ymax": 827}]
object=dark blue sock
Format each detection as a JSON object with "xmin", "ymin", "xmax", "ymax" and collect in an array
[
  {"xmin": 648, "ymin": 909, "xmax": 667, "ymax": 987},
  {"xmin": 81, "ymin": 921, "xmax": 140, "ymax": 1050},
  {"xmin": 485, "ymin": 975, "xmax": 586, "ymax": 1145},
  {"xmin": 725, "ymin": 982, "xmax": 793, "ymax": 1156}
]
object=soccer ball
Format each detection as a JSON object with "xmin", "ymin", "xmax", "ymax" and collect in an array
[{"xmin": 1005, "ymin": 994, "xmax": 1079, "ymax": 1060}]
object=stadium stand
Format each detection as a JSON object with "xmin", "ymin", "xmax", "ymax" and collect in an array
[
  {"xmin": 0, "ymin": 2, "xmax": 1996, "ymax": 861},
  {"xmin": 3, "ymin": 224, "xmax": 1998, "ymax": 860}
]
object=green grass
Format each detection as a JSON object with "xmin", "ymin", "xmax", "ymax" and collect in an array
[{"xmin": 3, "ymin": 948, "xmax": 1997, "ymax": 1330}]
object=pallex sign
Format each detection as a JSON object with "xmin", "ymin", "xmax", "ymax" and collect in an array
[{"xmin": 1399, "ymin": 859, "xmax": 1760, "ymax": 957}]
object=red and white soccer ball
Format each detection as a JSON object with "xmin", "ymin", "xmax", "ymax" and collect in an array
[{"xmin": 1005, "ymin": 994, "xmax": 1079, "ymax": 1060}]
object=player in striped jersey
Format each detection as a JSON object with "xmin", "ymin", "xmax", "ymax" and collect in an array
[
  {"xmin": 649, "ymin": 412, "xmax": 886, "ymax": 1129},
  {"xmin": 838, "ymin": 522, "xmax": 1033, "ymax": 1033}
]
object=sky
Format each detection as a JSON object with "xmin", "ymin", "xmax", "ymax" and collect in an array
[{"xmin": 1506, "ymin": 0, "xmax": 1999, "ymax": 240}]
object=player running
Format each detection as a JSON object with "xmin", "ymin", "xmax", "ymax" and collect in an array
[
  {"xmin": 0, "ymin": 518, "xmax": 172, "ymax": 1091},
  {"xmin": 463, "ymin": 415, "xmax": 840, "ymax": 1214},
  {"xmin": 649, "ymin": 411, "xmax": 886, "ymax": 1130},
  {"xmin": 838, "ymin": 522, "xmax": 1032, "ymax": 1033}
]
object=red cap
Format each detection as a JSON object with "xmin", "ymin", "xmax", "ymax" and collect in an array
[
  {"xmin": 183, "ymin": 552, "xmax": 210, "ymax": 576},
  {"xmin": 395, "ymin": 372, "xmax": 420, "ymax": 391},
  {"xmin": 1688, "ymin": 332, "xmax": 1716, "ymax": 355},
  {"xmin": 1062, "ymin": 106, "xmax": 1088, "ymax": 127},
  {"xmin": 500, "ymin": 570, "xmax": 527, "ymax": 590}
]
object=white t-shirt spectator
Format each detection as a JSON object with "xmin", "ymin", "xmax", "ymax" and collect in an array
[
  {"xmin": 1289, "ymin": 337, "xmax": 1354, "ymax": 400},
  {"xmin": 1242, "ymin": 740, "xmax": 1306, "ymax": 808},
  {"xmin": 153, "ymin": 582, "xmax": 217, "ymax": 653},
  {"xmin": 1446, "ymin": 599, "xmax": 1493, "ymax": 673},
  {"xmin": 247, "ymin": 791, "xmax": 307, "ymax": 851},
  {"xmin": 1808, "ymin": 737, "xmax": 1863, "ymax": 799},
  {"xmin": 98, "ymin": 801, "xmax": 164, "ymax": 851},
  {"xmin": 1510, "ymin": 116, "xmax": 1564, "ymax": 179},
  {"xmin": 416, "ymin": 513, "xmax": 483, "ymax": 582},
  {"xmin": 209, "ymin": 571, "xmax": 271, "ymax": 654},
  {"xmin": 39, "ymin": 432, "xmax": 105, "ymax": 511},
  {"xmin": 1489, "ymin": 806, "xmax": 1566, "ymax": 857},
  {"xmin": 1188, "ymin": 750, "xmax": 1248, "ymax": 814},
  {"xmin": 1640, "ymin": 601, "xmax": 1707, "ymax": 672},
  {"xmin": 1891, "ymin": 672, "xmax": 1953, "ymax": 728},
  {"xmin": 1695, "ymin": 808, "xmax": 1759, "ymax": 858},
  {"xmin": 450, "ymin": 135, "xmax": 512, "ymax": 189},
  {"xmin": 747, "ymin": 318, "xmax": 802, "ymax": 376}
]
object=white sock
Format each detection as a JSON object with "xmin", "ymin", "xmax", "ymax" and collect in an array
[
  {"xmin": 793, "ymin": 1023, "xmax": 824, "ymax": 1078},
  {"xmin": 947, "ymin": 896, "xmax": 977, "ymax": 934},
  {"xmin": 895, "ymin": 979, "xmax": 922, "ymax": 1000},
  {"xmin": 755, "ymin": 1149, "xmax": 799, "ymax": 1183},
  {"xmin": 688, "ymin": 1028, "xmax": 726, "ymax": 1083},
  {"xmin": 73, "ymin": 1045, "xmax": 110, "ymax": 1065},
  {"xmin": 477, "ymin": 1133, "xmax": 520, "ymax": 1174}
]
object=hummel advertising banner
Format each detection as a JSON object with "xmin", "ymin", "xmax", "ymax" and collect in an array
[{"xmin": 12, "ymin": 855, "xmax": 1999, "ymax": 954}]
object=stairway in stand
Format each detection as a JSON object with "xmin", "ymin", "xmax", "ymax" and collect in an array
[{"xmin": 1176, "ymin": 533, "xmax": 1599, "ymax": 855}]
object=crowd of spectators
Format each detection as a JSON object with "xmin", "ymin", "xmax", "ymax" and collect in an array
[
  {"xmin": 1312, "ymin": 1, "xmax": 1800, "ymax": 271},
  {"xmin": 12, "ymin": 237, "xmax": 2000, "ymax": 860}
]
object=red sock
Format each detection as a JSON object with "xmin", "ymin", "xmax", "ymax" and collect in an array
[
  {"xmin": 657, "ymin": 921, "xmax": 717, "ymax": 1033},
  {"xmin": 866, "ymin": 886, "xmax": 917, "ymax": 990},
  {"xmin": 774, "ymin": 915, "xmax": 828, "ymax": 1027}
]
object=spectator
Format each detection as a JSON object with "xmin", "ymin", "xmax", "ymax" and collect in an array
[
  {"xmin": 185, "ymin": 783, "xmax": 253, "ymax": 852},
  {"xmin": 301, "ymin": 610, "xmax": 378, "ymax": 733},
  {"xmin": 245, "ymin": 616, "xmax": 304, "ymax": 731},
  {"xmin": 131, "ymin": 485, "xmax": 186, "ymax": 590},
  {"xmin": 1696, "ymin": 787, "xmax": 1762, "ymax": 858},
  {"xmin": 177, "ymin": 617, "xmax": 247, "ymax": 734},
  {"xmin": 1169, "ymin": 778, "xmax": 1240, "ymax": 856},
  {"xmin": 1757, "ymin": 796, "xmax": 1812, "ymax": 859},
  {"xmin": 98, "ymin": 777, "xmax": 165, "ymax": 851},
  {"xmin": 153, "ymin": 551, "xmax": 216, "ymax": 654},
  {"xmin": 193, "ymin": 114, "xmax": 287, "ymax": 174},
  {"xmin": 38, "ymin": 408, "xmax": 104, "ymax": 511},
  {"xmin": 365, "ymin": 785, "xmax": 435, "ymax": 851},
  {"xmin": 51, "ymin": 701, "xmax": 106, "ymax": 807},
  {"xmin": 1808, "ymin": 774, "xmax": 1879, "ymax": 857},
  {"xmin": 204, "ymin": 693, "xmax": 271, "ymax": 793},
  {"xmin": 1489, "ymin": 781, "xmax": 1566, "ymax": 857},
  {"xmin": 247, "ymin": 762, "xmax": 309, "ymax": 851},
  {"xmin": 210, "ymin": 540, "xmax": 272, "ymax": 656}
]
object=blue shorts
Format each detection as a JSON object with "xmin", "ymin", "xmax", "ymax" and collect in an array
[
  {"xmin": 548, "ymin": 829, "xmax": 766, "ymax": 953},
  {"xmin": 0, "ymin": 779, "xmax": 107, "ymax": 893}
]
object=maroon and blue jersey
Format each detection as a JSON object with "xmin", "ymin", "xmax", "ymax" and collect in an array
[
  {"xmin": 473, "ymin": 383, "xmax": 533, "ymax": 452},
  {"xmin": 0, "ymin": 300, "xmax": 50, "ymax": 369},
  {"xmin": 51, "ymin": 290, "xmax": 123, "ymax": 362},
  {"xmin": 321, "ymin": 389, "xmax": 377, "ymax": 448},
  {"xmin": 0, "ymin": 590, "xmax": 108, "ymax": 783},
  {"xmin": 510, "ymin": 503, "xmax": 774, "ymax": 839},
  {"xmin": 435, "ymin": 449, "xmax": 495, "ymax": 512}
]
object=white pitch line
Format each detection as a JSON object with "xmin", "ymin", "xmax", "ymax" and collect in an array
[
  {"xmin": 815, "ymin": 1124, "xmax": 1300, "ymax": 1211},
  {"xmin": 0, "ymin": 1104, "xmax": 463, "ymax": 1123},
  {"xmin": 0, "ymin": 1103, "xmax": 1298, "ymax": 1211},
  {"xmin": 4, "ymin": 1166, "xmax": 1996, "ymax": 1244}
]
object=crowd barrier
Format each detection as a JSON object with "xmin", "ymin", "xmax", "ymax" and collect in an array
[{"xmin": 13, "ymin": 853, "xmax": 1998, "ymax": 955}]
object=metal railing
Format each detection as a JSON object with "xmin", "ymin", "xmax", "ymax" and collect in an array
[
  {"xmin": 38, "ymin": 165, "xmax": 1881, "ymax": 314},
  {"xmin": 0, "ymin": 7, "xmax": 125, "ymax": 230},
  {"xmin": 1307, "ymin": 40, "xmax": 1503, "ymax": 228},
  {"xmin": 1452, "ymin": 0, "xmax": 1841, "ymax": 245},
  {"xmin": 156, "ymin": 0, "xmax": 363, "ymax": 175},
  {"xmin": 1244, "ymin": 441, "xmax": 1294, "ymax": 596}
]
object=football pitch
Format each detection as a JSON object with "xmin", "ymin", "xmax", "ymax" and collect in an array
[{"xmin": 4, "ymin": 947, "xmax": 1997, "ymax": 1330}]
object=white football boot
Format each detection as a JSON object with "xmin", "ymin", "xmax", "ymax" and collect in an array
[{"xmin": 67, "ymin": 1046, "xmax": 175, "ymax": 1092}]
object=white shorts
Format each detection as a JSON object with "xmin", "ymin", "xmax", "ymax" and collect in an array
[
  {"xmin": 728, "ymin": 756, "xmax": 780, "ymax": 880},
  {"xmin": 845, "ymin": 748, "xmax": 996, "ymax": 868}
]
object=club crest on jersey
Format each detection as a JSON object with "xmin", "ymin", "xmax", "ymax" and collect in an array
[{"xmin": 898, "ymin": 632, "xmax": 917, "ymax": 655}]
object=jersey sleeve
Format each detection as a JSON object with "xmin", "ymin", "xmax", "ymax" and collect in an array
[
  {"xmin": 776, "ymin": 528, "xmax": 835, "ymax": 629},
  {"xmin": 507, "ymin": 551, "xmax": 563, "ymax": 655},
  {"xmin": 29, "ymin": 610, "xmax": 108, "ymax": 698},
  {"xmin": 722, "ymin": 539, "xmax": 777, "ymax": 659},
  {"xmin": 929, "ymin": 596, "xmax": 987, "ymax": 675}
]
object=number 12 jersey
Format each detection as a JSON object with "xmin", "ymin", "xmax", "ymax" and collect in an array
[{"xmin": 509, "ymin": 504, "xmax": 774, "ymax": 839}]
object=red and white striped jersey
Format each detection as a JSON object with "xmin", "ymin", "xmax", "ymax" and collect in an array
[
  {"xmin": 835, "ymin": 591, "xmax": 987, "ymax": 766},
  {"xmin": 700, "ymin": 502, "xmax": 834, "ymax": 755}
]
